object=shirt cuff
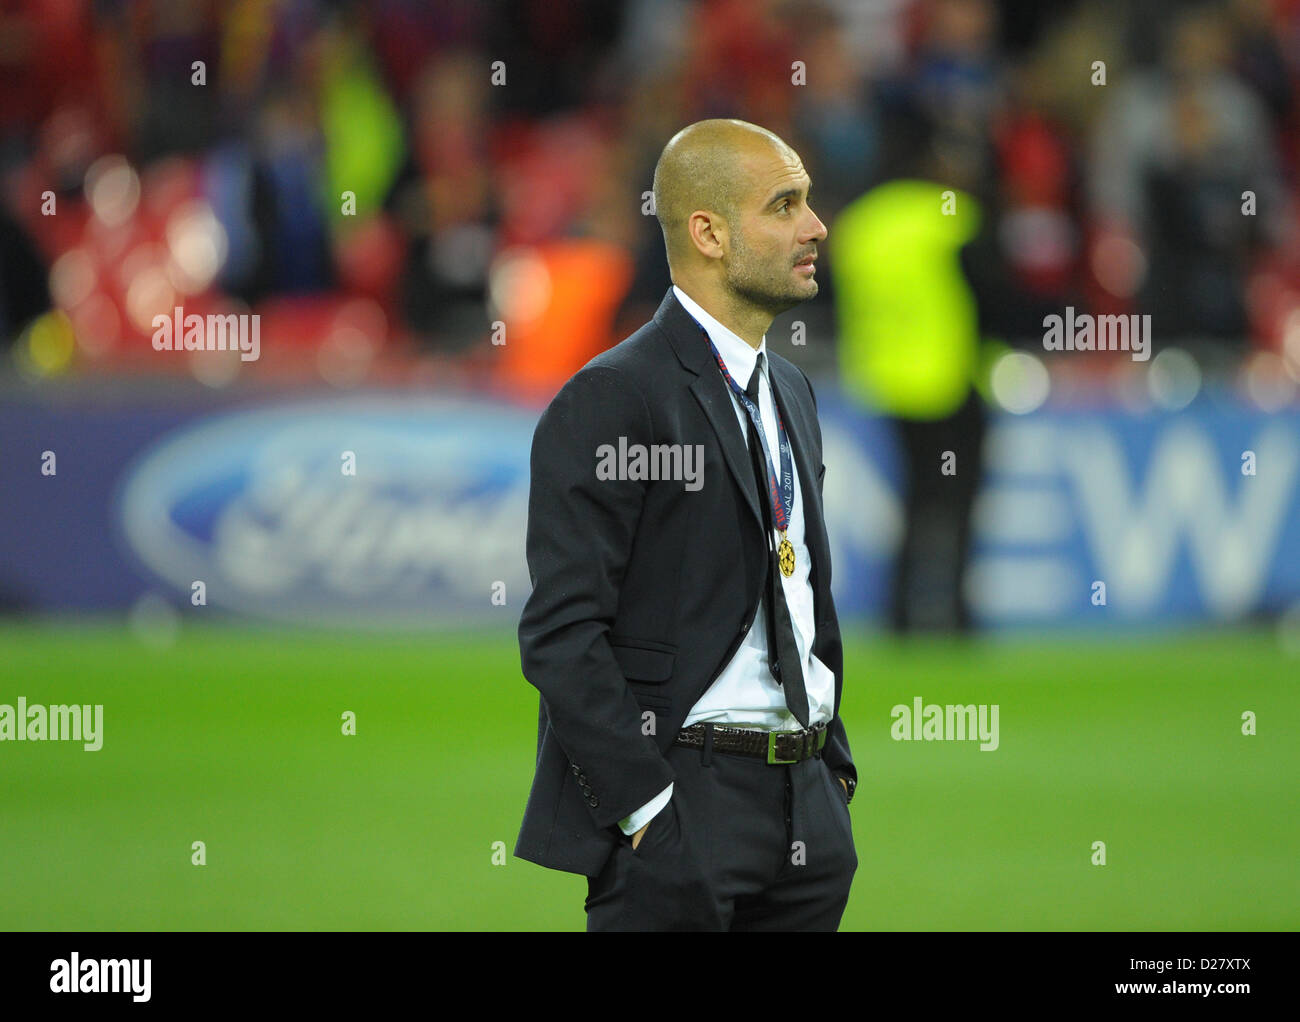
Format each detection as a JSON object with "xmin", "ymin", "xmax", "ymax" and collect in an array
[{"xmin": 618, "ymin": 783, "xmax": 673, "ymax": 835}]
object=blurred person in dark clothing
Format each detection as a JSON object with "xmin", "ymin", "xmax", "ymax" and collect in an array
[
  {"xmin": 0, "ymin": 205, "xmax": 49, "ymax": 347},
  {"xmin": 830, "ymin": 120, "xmax": 993, "ymax": 633},
  {"xmin": 387, "ymin": 50, "xmax": 497, "ymax": 354},
  {"xmin": 1089, "ymin": 1, "xmax": 1288, "ymax": 346}
]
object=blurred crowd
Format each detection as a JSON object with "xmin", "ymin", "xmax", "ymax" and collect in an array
[{"xmin": 1, "ymin": 0, "xmax": 1299, "ymax": 399}]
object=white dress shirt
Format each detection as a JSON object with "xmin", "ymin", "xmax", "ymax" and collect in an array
[{"xmin": 618, "ymin": 284, "xmax": 836, "ymax": 835}]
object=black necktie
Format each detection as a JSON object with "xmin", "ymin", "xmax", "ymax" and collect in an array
[{"xmin": 743, "ymin": 353, "xmax": 811, "ymax": 728}]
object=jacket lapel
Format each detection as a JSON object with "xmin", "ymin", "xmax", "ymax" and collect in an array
[
  {"xmin": 656, "ymin": 289, "xmax": 764, "ymax": 530},
  {"xmin": 689, "ymin": 373, "xmax": 764, "ymax": 528}
]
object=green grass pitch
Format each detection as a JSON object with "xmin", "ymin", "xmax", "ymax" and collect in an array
[{"xmin": 1, "ymin": 621, "xmax": 1296, "ymax": 930}]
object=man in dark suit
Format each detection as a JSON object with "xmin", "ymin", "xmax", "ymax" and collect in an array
[{"xmin": 515, "ymin": 118, "xmax": 857, "ymax": 930}]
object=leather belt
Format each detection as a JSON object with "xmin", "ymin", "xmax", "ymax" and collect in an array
[{"xmin": 674, "ymin": 721, "xmax": 828, "ymax": 764}]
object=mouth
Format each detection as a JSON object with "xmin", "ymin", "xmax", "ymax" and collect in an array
[{"xmin": 795, "ymin": 255, "xmax": 817, "ymax": 275}]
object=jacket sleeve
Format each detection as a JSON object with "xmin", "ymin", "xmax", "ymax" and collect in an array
[
  {"xmin": 824, "ymin": 716, "xmax": 857, "ymax": 792},
  {"xmin": 797, "ymin": 365, "xmax": 857, "ymax": 792},
  {"xmin": 517, "ymin": 364, "xmax": 676, "ymax": 831}
]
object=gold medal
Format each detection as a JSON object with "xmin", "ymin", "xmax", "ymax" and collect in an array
[{"xmin": 778, "ymin": 533, "xmax": 795, "ymax": 577}]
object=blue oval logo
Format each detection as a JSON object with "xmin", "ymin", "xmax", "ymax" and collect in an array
[{"xmin": 116, "ymin": 396, "xmax": 537, "ymax": 626}]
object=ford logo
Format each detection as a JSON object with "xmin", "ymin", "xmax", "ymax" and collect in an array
[{"xmin": 115, "ymin": 396, "xmax": 537, "ymax": 627}]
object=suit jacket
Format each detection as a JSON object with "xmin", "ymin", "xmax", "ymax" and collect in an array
[{"xmin": 515, "ymin": 285, "xmax": 855, "ymax": 877}]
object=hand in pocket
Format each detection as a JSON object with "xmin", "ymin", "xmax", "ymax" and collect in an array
[{"xmin": 630, "ymin": 800, "xmax": 674, "ymax": 855}]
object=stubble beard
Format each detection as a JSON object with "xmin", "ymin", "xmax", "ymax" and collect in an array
[{"xmin": 723, "ymin": 231, "xmax": 816, "ymax": 318}]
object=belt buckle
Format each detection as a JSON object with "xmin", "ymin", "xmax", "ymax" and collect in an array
[{"xmin": 766, "ymin": 729, "xmax": 802, "ymax": 765}]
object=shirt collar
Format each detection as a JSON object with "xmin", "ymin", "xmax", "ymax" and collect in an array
[{"xmin": 672, "ymin": 284, "xmax": 766, "ymax": 389}]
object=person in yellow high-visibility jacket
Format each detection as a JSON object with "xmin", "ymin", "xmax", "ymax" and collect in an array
[{"xmin": 829, "ymin": 177, "xmax": 987, "ymax": 632}]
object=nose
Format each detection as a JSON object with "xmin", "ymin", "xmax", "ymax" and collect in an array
[{"xmin": 804, "ymin": 206, "xmax": 827, "ymax": 243}]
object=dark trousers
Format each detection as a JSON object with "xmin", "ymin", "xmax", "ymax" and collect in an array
[
  {"xmin": 584, "ymin": 732, "xmax": 858, "ymax": 931},
  {"xmin": 889, "ymin": 390, "xmax": 986, "ymax": 633}
]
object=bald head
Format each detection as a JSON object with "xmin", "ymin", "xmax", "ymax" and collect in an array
[
  {"xmin": 652, "ymin": 119, "xmax": 795, "ymax": 272},
  {"xmin": 649, "ymin": 119, "xmax": 826, "ymax": 343}
]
